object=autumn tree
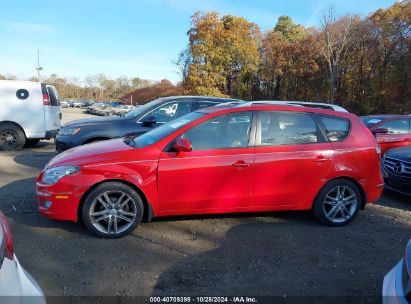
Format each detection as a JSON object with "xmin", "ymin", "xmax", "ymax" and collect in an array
[{"xmin": 182, "ymin": 11, "xmax": 261, "ymax": 98}]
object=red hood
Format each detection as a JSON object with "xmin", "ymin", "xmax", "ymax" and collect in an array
[{"xmin": 46, "ymin": 138, "xmax": 135, "ymax": 168}]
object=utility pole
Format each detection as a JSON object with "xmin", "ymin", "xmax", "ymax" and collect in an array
[
  {"xmin": 36, "ymin": 48, "xmax": 43, "ymax": 82},
  {"xmin": 130, "ymin": 94, "xmax": 133, "ymax": 106}
]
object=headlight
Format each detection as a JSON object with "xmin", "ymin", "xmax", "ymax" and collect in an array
[
  {"xmin": 58, "ymin": 127, "xmax": 81, "ymax": 136},
  {"xmin": 42, "ymin": 166, "xmax": 79, "ymax": 185}
]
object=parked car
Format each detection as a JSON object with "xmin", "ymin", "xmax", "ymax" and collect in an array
[
  {"xmin": 86, "ymin": 103, "xmax": 107, "ymax": 115},
  {"xmin": 55, "ymin": 96, "xmax": 239, "ymax": 152},
  {"xmin": 0, "ymin": 211, "xmax": 46, "ymax": 303},
  {"xmin": 113, "ymin": 105, "xmax": 135, "ymax": 116},
  {"xmin": 0, "ymin": 80, "xmax": 61, "ymax": 150},
  {"xmin": 361, "ymin": 115, "xmax": 411, "ymax": 155},
  {"xmin": 80, "ymin": 100, "xmax": 93, "ymax": 108},
  {"xmin": 73, "ymin": 100, "xmax": 83, "ymax": 108},
  {"xmin": 60, "ymin": 100, "xmax": 70, "ymax": 108},
  {"xmin": 38, "ymin": 103, "xmax": 384, "ymax": 238},
  {"xmin": 382, "ymin": 146, "xmax": 411, "ymax": 196},
  {"xmin": 383, "ymin": 239, "xmax": 410, "ymax": 303}
]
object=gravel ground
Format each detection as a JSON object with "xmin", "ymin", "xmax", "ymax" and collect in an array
[{"xmin": 0, "ymin": 108, "xmax": 410, "ymax": 303}]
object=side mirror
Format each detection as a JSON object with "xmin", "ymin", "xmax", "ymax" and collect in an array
[
  {"xmin": 142, "ymin": 115, "xmax": 156, "ymax": 126},
  {"xmin": 172, "ymin": 137, "xmax": 192, "ymax": 152},
  {"xmin": 372, "ymin": 128, "xmax": 388, "ymax": 135}
]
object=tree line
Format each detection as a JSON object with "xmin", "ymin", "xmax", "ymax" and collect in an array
[
  {"xmin": 178, "ymin": 1, "xmax": 411, "ymax": 114},
  {"xmin": 0, "ymin": 73, "xmax": 154, "ymax": 101}
]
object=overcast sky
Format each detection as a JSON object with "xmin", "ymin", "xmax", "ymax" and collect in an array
[{"xmin": 0, "ymin": 0, "xmax": 395, "ymax": 83}]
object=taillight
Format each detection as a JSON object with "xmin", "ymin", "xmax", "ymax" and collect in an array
[
  {"xmin": 0, "ymin": 212, "xmax": 14, "ymax": 267},
  {"xmin": 43, "ymin": 93, "xmax": 51, "ymax": 106},
  {"xmin": 403, "ymin": 240, "xmax": 411, "ymax": 302}
]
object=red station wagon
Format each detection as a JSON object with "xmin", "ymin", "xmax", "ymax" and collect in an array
[
  {"xmin": 37, "ymin": 102, "xmax": 384, "ymax": 238},
  {"xmin": 361, "ymin": 115, "xmax": 411, "ymax": 155}
]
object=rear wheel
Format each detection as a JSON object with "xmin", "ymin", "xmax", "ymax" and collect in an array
[
  {"xmin": 82, "ymin": 182, "xmax": 144, "ymax": 238},
  {"xmin": 0, "ymin": 123, "xmax": 26, "ymax": 151},
  {"xmin": 312, "ymin": 179, "xmax": 361, "ymax": 227}
]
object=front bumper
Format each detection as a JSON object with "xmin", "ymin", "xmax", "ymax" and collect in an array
[
  {"xmin": 36, "ymin": 182, "xmax": 85, "ymax": 221},
  {"xmin": 383, "ymin": 170, "xmax": 411, "ymax": 197},
  {"xmin": 382, "ymin": 260, "xmax": 407, "ymax": 304},
  {"xmin": 54, "ymin": 135, "xmax": 79, "ymax": 153}
]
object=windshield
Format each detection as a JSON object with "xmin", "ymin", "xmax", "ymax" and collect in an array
[
  {"xmin": 360, "ymin": 117, "xmax": 383, "ymax": 128},
  {"xmin": 124, "ymin": 111, "xmax": 206, "ymax": 148},
  {"xmin": 124, "ymin": 98, "xmax": 165, "ymax": 119}
]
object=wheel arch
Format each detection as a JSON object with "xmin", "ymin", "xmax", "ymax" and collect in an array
[
  {"xmin": 0, "ymin": 121, "xmax": 27, "ymax": 138},
  {"xmin": 77, "ymin": 179, "xmax": 154, "ymax": 223},
  {"xmin": 318, "ymin": 176, "xmax": 367, "ymax": 210}
]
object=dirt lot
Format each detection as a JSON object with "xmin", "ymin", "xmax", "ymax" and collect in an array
[{"xmin": 0, "ymin": 108, "xmax": 410, "ymax": 302}]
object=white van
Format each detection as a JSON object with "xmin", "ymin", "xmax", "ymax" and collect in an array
[{"xmin": 0, "ymin": 80, "xmax": 61, "ymax": 151}]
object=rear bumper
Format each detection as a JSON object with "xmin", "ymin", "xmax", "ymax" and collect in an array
[
  {"xmin": 45, "ymin": 130, "xmax": 59, "ymax": 140},
  {"xmin": 0, "ymin": 255, "xmax": 46, "ymax": 304}
]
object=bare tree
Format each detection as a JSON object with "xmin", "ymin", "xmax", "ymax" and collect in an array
[{"xmin": 317, "ymin": 7, "xmax": 360, "ymax": 103}]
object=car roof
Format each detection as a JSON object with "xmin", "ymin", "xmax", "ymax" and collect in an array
[
  {"xmin": 160, "ymin": 96, "xmax": 241, "ymax": 102},
  {"xmin": 198, "ymin": 103, "xmax": 354, "ymax": 119}
]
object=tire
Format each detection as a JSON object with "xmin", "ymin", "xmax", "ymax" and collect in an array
[
  {"xmin": 0, "ymin": 123, "xmax": 26, "ymax": 151},
  {"xmin": 82, "ymin": 182, "xmax": 144, "ymax": 238},
  {"xmin": 25, "ymin": 139, "xmax": 40, "ymax": 146},
  {"xmin": 312, "ymin": 179, "xmax": 361, "ymax": 227}
]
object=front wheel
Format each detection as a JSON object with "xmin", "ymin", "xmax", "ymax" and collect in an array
[
  {"xmin": 82, "ymin": 182, "xmax": 144, "ymax": 238},
  {"xmin": 312, "ymin": 179, "xmax": 361, "ymax": 227}
]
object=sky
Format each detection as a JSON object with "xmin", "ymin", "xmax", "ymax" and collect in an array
[{"xmin": 0, "ymin": 0, "xmax": 396, "ymax": 84}]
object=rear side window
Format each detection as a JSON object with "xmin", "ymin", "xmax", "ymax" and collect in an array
[
  {"xmin": 317, "ymin": 115, "xmax": 350, "ymax": 142},
  {"xmin": 379, "ymin": 119, "xmax": 410, "ymax": 134},
  {"xmin": 259, "ymin": 111, "xmax": 319, "ymax": 146},
  {"xmin": 47, "ymin": 86, "xmax": 59, "ymax": 106}
]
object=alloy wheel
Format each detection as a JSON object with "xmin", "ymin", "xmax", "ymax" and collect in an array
[
  {"xmin": 89, "ymin": 191, "xmax": 137, "ymax": 235},
  {"xmin": 322, "ymin": 186, "xmax": 358, "ymax": 224}
]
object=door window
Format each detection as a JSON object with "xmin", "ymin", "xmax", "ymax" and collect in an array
[
  {"xmin": 182, "ymin": 112, "xmax": 252, "ymax": 150},
  {"xmin": 317, "ymin": 115, "xmax": 350, "ymax": 142},
  {"xmin": 148, "ymin": 102, "xmax": 192, "ymax": 123},
  {"xmin": 259, "ymin": 111, "xmax": 319, "ymax": 146},
  {"xmin": 379, "ymin": 119, "xmax": 410, "ymax": 134}
]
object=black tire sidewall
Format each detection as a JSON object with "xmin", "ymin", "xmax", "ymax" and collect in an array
[
  {"xmin": 0, "ymin": 123, "xmax": 26, "ymax": 151},
  {"xmin": 81, "ymin": 182, "xmax": 144, "ymax": 238},
  {"xmin": 312, "ymin": 179, "xmax": 361, "ymax": 227}
]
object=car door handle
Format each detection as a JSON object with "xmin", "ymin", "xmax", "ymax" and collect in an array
[
  {"xmin": 313, "ymin": 156, "xmax": 331, "ymax": 163},
  {"xmin": 232, "ymin": 161, "xmax": 250, "ymax": 168}
]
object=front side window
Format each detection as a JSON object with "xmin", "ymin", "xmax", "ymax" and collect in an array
[
  {"xmin": 379, "ymin": 119, "xmax": 410, "ymax": 134},
  {"xmin": 147, "ymin": 102, "xmax": 192, "ymax": 123},
  {"xmin": 260, "ymin": 111, "xmax": 318, "ymax": 146},
  {"xmin": 182, "ymin": 112, "xmax": 252, "ymax": 150},
  {"xmin": 317, "ymin": 115, "xmax": 350, "ymax": 142}
]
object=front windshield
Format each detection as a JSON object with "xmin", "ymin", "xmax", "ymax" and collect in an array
[
  {"xmin": 124, "ymin": 98, "xmax": 165, "ymax": 119},
  {"xmin": 124, "ymin": 111, "xmax": 206, "ymax": 148}
]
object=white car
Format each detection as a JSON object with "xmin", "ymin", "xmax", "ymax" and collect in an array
[
  {"xmin": 0, "ymin": 80, "xmax": 61, "ymax": 150},
  {"xmin": 0, "ymin": 212, "xmax": 46, "ymax": 303},
  {"xmin": 113, "ymin": 105, "xmax": 134, "ymax": 116},
  {"xmin": 73, "ymin": 101, "xmax": 82, "ymax": 108},
  {"xmin": 382, "ymin": 239, "xmax": 410, "ymax": 304}
]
